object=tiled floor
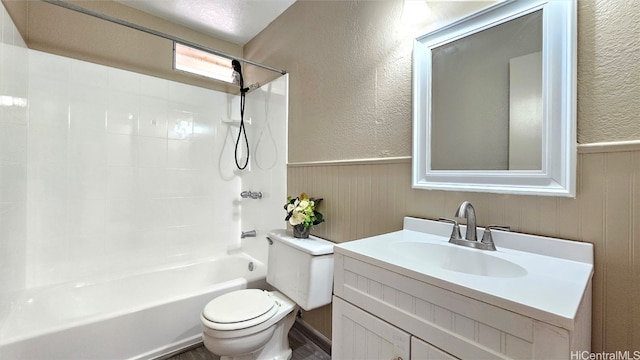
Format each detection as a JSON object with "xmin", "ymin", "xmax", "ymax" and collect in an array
[{"xmin": 166, "ymin": 325, "xmax": 330, "ymax": 360}]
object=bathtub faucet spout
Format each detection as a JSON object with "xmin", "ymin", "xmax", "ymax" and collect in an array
[{"xmin": 241, "ymin": 230, "xmax": 257, "ymax": 239}]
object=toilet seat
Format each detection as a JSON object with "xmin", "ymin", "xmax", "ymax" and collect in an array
[{"xmin": 202, "ymin": 289, "xmax": 278, "ymax": 331}]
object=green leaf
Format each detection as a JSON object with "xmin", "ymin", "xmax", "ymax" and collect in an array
[{"xmin": 313, "ymin": 212, "xmax": 324, "ymax": 225}]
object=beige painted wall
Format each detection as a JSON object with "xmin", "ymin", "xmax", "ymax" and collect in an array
[
  {"xmin": 245, "ymin": 0, "xmax": 640, "ymax": 352},
  {"xmin": 577, "ymin": 0, "xmax": 640, "ymax": 144},
  {"xmin": 249, "ymin": 1, "xmax": 407, "ymax": 162}
]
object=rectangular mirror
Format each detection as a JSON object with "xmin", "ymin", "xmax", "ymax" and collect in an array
[{"xmin": 412, "ymin": 0, "xmax": 576, "ymax": 196}]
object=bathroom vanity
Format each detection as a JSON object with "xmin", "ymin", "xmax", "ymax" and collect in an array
[{"xmin": 332, "ymin": 217, "xmax": 593, "ymax": 359}]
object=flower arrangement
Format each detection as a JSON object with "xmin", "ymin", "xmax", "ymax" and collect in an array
[{"xmin": 284, "ymin": 192, "xmax": 324, "ymax": 238}]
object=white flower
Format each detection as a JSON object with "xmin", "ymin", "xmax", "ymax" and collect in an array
[
  {"xmin": 287, "ymin": 203, "xmax": 296, "ymax": 213},
  {"xmin": 298, "ymin": 200, "xmax": 309, "ymax": 211},
  {"xmin": 289, "ymin": 211, "xmax": 307, "ymax": 226}
]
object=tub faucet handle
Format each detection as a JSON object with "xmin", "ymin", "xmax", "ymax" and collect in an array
[{"xmin": 240, "ymin": 191, "xmax": 262, "ymax": 199}]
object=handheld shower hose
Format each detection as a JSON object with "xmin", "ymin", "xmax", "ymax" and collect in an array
[{"xmin": 232, "ymin": 60, "xmax": 249, "ymax": 170}]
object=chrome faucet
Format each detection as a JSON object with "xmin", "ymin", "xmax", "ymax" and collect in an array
[
  {"xmin": 439, "ymin": 201, "xmax": 510, "ymax": 251},
  {"xmin": 241, "ymin": 230, "xmax": 257, "ymax": 238},
  {"xmin": 455, "ymin": 201, "xmax": 476, "ymax": 241}
]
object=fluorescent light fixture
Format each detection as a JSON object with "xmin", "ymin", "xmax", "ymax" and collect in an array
[{"xmin": 174, "ymin": 43, "xmax": 235, "ymax": 83}]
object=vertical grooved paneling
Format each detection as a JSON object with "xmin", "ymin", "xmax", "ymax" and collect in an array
[
  {"xmin": 370, "ymin": 165, "xmax": 380, "ymax": 235},
  {"xmin": 538, "ymin": 197, "xmax": 558, "ymax": 237},
  {"xmin": 558, "ymin": 153, "xmax": 583, "ymax": 241},
  {"xmin": 357, "ymin": 165, "xmax": 370, "ymax": 238},
  {"xmin": 520, "ymin": 196, "xmax": 539, "ymax": 235},
  {"xmin": 633, "ymin": 151, "xmax": 640, "ymax": 348},
  {"xmin": 355, "ymin": 166, "xmax": 363, "ymax": 239},
  {"xmin": 504, "ymin": 195, "xmax": 523, "ymax": 233},
  {"xmin": 398, "ymin": 163, "xmax": 408, "ymax": 228},
  {"xmin": 558, "ymin": 196, "xmax": 580, "ymax": 242},
  {"xmin": 487, "ymin": 194, "xmax": 507, "ymax": 227},
  {"xmin": 579, "ymin": 152, "xmax": 606, "ymax": 351},
  {"xmin": 289, "ymin": 149, "xmax": 640, "ymax": 350},
  {"xmin": 603, "ymin": 152, "xmax": 633, "ymax": 350},
  {"xmin": 350, "ymin": 166, "xmax": 357, "ymax": 240},
  {"xmin": 388, "ymin": 163, "xmax": 400, "ymax": 231}
]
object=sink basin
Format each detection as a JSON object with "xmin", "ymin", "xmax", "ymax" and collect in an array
[
  {"xmin": 392, "ymin": 241, "xmax": 528, "ymax": 278},
  {"xmin": 335, "ymin": 217, "xmax": 594, "ymax": 330}
]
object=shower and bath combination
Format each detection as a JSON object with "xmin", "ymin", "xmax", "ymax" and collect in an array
[{"xmin": 0, "ymin": 3, "xmax": 290, "ymax": 359}]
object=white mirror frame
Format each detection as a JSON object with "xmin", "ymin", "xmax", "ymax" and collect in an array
[{"xmin": 412, "ymin": 0, "xmax": 576, "ymax": 197}]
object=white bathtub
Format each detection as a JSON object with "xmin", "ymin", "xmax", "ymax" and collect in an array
[{"xmin": 0, "ymin": 252, "xmax": 267, "ymax": 360}]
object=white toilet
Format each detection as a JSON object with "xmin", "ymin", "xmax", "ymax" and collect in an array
[{"xmin": 201, "ymin": 229, "xmax": 334, "ymax": 360}]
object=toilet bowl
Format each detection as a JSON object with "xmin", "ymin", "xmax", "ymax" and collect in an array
[
  {"xmin": 200, "ymin": 230, "xmax": 334, "ymax": 360},
  {"xmin": 201, "ymin": 290, "xmax": 296, "ymax": 360}
]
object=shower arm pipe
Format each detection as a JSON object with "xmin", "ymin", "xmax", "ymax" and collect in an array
[{"xmin": 40, "ymin": 0, "xmax": 287, "ymax": 76}]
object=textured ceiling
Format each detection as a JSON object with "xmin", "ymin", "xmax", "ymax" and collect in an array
[{"xmin": 116, "ymin": 0, "xmax": 296, "ymax": 45}]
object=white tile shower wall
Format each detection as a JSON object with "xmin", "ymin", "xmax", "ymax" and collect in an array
[
  {"xmin": 25, "ymin": 49, "xmax": 241, "ymax": 287},
  {"xmin": 1, "ymin": 5, "xmax": 25, "ymax": 48},
  {"xmin": 0, "ymin": 3, "xmax": 28, "ymax": 294},
  {"xmin": 239, "ymin": 75, "xmax": 289, "ymax": 264}
]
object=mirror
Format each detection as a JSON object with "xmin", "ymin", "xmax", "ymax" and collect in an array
[{"xmin": 412, "ymin": 0, "xmax": 576, "ymax": 197}]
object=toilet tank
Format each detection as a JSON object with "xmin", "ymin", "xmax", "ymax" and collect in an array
[{"xmin": 266, "ymin": 229, "xmax": 334, "ymax": 311}]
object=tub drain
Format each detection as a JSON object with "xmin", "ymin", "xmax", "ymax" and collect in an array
[{"xmin": 248, "ymin": 262, "xmax": 255, "ymax": 271}]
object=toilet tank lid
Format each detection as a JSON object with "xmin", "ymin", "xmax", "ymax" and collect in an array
[{"xmin": 268, "ymin": 229, "xmax": 334, "ymax": 255}]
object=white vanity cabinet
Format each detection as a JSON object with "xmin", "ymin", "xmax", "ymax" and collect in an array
[
  {"xmin": 411, "ymin": 337, "xmax": 458, "ymax": 360},
  {"xmin": 333, "ymin": 293, "xmax": 458, "ymax": 360},
  {"xmin": 333, "ymin": 296, "xmax": 411, "ymax": 360},
  {"xmin": 331, "ymin": 217, "xmax": 593, "ymax": 360}
]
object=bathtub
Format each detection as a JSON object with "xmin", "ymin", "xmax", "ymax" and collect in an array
[{"xmin": 0, "ymin": 252, "xmax": 267, "ymax": 360}]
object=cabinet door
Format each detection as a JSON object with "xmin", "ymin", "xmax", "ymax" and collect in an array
[
  {"xmin": 411, "ymin": 336, "xmax": 460, "ymax": 360},
  {"xmin": 332, "ymin": 296, "xmax": 410, "ymax": 360}
]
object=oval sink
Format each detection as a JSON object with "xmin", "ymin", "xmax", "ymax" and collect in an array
[{"xmin": 392, "ymin": 242, "xmax": 528, "ymax": 278}]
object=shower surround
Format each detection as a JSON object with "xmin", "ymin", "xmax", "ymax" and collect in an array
[{"xmin": 0, "ymin": 4, "xmax": 287, "ymax": 358}]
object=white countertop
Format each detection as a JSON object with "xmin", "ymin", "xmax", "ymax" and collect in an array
[{"xmin": 334, "ymin": 217, "xmax": 594, "ymax": 330}]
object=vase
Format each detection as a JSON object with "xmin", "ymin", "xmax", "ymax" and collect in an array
[{"xmin": 293, "ymin": 224, "xmax": 311, "ymax": 238}]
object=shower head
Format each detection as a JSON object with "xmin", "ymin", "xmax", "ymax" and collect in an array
[
  {"xmin": 231, "ymin": 59, "xmax": 243, "ymax": 87},
  {"xmin": 232, "ymin": 59, "xmax": 242, "ymax": 73}
]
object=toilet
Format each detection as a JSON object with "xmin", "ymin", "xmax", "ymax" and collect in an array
[{"xmin": 201, "ymin": 229, "xmax": 334, "ymax": 360}]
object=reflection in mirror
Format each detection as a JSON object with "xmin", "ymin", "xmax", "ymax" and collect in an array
[
  {"xmin": 431, "ymin": 10, "xmax": 542, "ymax": 171},
  {"xmin": 412, "ymin": 0, "xmax": 577, "ymax": 197},
  {"xmin": 509, "ymin": 50, "xmax": 542, "ymax": 170}
]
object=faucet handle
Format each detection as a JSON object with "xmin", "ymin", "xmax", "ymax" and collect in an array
[
  {"xmin": 439, "ymin": 217, "xmax": 462, "ymax": 240},
  {"xmin": 480, "ymin": 225, "xmax": 510, "ymax": 250}
]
